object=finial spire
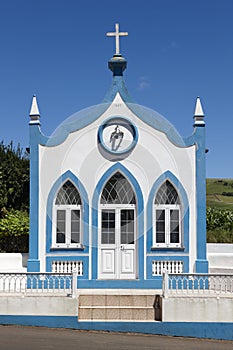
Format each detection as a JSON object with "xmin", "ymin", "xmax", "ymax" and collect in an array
[
  {"xmin": 193, "ymin": 96, "xmax": 205, "ymax": 127},
  {"xmin": 29, "ymin": 95, "xmax": 41, "ymax": 124},
  {"xmin": 106, "ymin": 23, "xmax": 128, "ymax": 55}
]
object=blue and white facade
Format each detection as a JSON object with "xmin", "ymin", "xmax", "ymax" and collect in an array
[{"xmin": 27, "ymin": 51, "xmax": 209, "ymax": 289}]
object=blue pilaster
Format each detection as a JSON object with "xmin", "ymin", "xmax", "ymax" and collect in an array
[
  {"xmin": 194, "ymin": 126, "xmax": 208, "ymax": 273},
  {"xmin": 27, "ymin": 122, "xmax": 40, "ymax": 272}
]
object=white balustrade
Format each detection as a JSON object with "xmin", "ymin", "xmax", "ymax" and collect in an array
[
  {"xmin": 165, "ymin": 273, "xmax": 233, "ymax": 296},
  {"xmin": 152, "ymin": 260, "xmax": 183, "ymax": 276},
  {"xmin": 51, "ymin": 260, "xmax": 83, "ymax": 275},
  {"xmin": 0, "ymin": 272, "xmax": 76, "ymax": 295}
]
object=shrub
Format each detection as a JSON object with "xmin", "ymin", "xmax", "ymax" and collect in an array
[
  {"xmin": 206, "ymin": 207, "xmax": 233, "ymax": 243},
  {"xmin": 0, "ymin": 210, "xmax": 29, "ymax": 252}
]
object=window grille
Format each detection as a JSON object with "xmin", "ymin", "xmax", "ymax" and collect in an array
[
  {"xmin": 154, "ymin": 180, "xmax": 180, "ymax": 205},
  {"xmin": 101, "ymin": 172, "xmax": 136, "ymax": 204},
  {"xmin": 55, "ymin": 180, "xmax": 81, "ymax": 205}
]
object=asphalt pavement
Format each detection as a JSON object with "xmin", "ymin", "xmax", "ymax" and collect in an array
[{"xmin": 0, "ymin": 325, "xmax": 232, "ymax": 350}]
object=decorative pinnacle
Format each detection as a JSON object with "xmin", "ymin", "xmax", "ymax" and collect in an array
[
  {"xmin": 193, "ymin": 96, "xmax": 205, "ymax": 127},
  {"xmin": 29, "ymin": 95, "xmax": 41, "ymax": 124},
  {"xmin": 194, "ymin": 96, "xmax": 204, "ymax": 116},
  {"xmin": 106, "ymin": 23, "xmax": 128, "ymax": 55}
]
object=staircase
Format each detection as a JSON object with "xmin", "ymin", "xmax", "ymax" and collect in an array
[{"xmin": 78, "ymin": 293, "xmax": 158, "ymax": 321}]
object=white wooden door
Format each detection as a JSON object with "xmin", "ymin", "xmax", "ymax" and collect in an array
[{"xmin": 99, "ymin": 206, "xmax": 136, "ymax": 279}]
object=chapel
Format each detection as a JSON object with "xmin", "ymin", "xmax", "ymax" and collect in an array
[{"xmin": 27, "ymin": 24, "xmax": 208, "ymax": 289}]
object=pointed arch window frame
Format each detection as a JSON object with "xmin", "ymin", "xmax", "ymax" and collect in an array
[
  {"xmin": 99, "ymin": 171, "xmax": 136, "ymax": 250},
  {"xmin": 153, "ymin": 180, "xmax": 182, "ymax": 248},
  {"xmin": 100, "ymin": 171, "xmax": 136, "ymax": 205},
  {"xmin": 92, "ymin": 162, "xmax": 144, "ymax": 280},
  {"xmin": 53, "ymin": 180, "xmax": 83, "ymax": 248}
]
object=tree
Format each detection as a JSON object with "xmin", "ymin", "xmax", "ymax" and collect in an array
[
  {"xmin": 0, "ymin": 141, "xmax": 29, "ymax": 214},
  {"xmin": 0, "ymin": 141, "xmax": 29, "ymax": 252}
]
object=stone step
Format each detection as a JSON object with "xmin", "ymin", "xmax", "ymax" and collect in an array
[
  {"xmin": 79, "ymin": 294, "xmax": 155, "ymax": 307},
  {"xmin": 78, "ymin": 294, "xmax": 157, "ymax": 321}
]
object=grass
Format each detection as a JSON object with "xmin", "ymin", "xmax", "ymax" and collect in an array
[{"xmin": 206, "ymin": 178, "xmax": 233, "ymax": 210}]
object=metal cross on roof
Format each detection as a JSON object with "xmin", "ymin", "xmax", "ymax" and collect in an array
[{"xmin": 106, "ymin": 23, "xmax": 128, "ymax": 55}]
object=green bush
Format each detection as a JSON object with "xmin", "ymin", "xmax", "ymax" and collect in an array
[
  {"xmin": 207, "ymin": 228, "xmax": 233, "ymax": 243},
  {"xmin": 206, "ymin": 207, "xmax": 233, "ymax": 243},
  {"xmin": 0, "ymin": 210, "xmax": 29, "ymax": 252}
]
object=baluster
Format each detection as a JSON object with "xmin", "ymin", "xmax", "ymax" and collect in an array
[
  {"xmin": 80, "ymin": 262, "xmax": 83, "ymax": 276},
  {"xmin": 166, "ymin": 261, "xmax": 169, "ymax": 273}
]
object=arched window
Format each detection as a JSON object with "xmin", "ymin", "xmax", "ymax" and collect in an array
[
  {"xmin": 154, "ymin": 180, "xmax": 181, "ymax": 247},
  {"xmin": 54, "ymin": 180, "xmax": 82, "ymax": 247},
  {"xmin": 101, "ymin": 172, "xmax": 136, "ymax": 205}
]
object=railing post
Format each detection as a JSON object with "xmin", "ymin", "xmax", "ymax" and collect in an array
[
  {"xmin": 162, "ymin": 269, "xmax": 169, "ymax": 298},
  {"xmin": 72, "ymin": 269, "xmax": 77, "ymax": 298}
]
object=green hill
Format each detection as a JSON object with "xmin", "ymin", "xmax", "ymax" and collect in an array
[{"xmin": 206, "ymin": 179, "xmax": 233, "ymax": 210}]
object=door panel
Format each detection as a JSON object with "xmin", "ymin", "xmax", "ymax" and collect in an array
[
  {"xmin": 99, "ymin": 207, "xmax": 136, "ymax": 279},
  {"xmin": 101, "ymin": 249, "xmax": 115, "ymax": 276},
  {"xmin": 120, "ymin": 248, "xmax": 135, "ymax": 277}
]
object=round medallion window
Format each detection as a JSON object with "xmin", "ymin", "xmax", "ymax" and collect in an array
[{"xmin": 98, "ymin": 116, "xmax": 138, "ymax": 156}]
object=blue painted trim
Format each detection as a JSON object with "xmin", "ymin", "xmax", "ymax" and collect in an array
[
  {"xmin": 77, "ymin": 321, "xmax": 233, "ymax": 341},
  {"xmin": 0, "ymin": 316, "xmax": 232, "ymax": 340},
  {"xmin": 28, "ymin": 124, "xmax": 40, "ymax": 272},
  {"xmin": 194, "ymin": 127, "xmax": 208, "ymax": 272},
  {"xmin": 76, "ymin": 279, "xmax": 162, "ymax": 289},
  {"xmin": 0, "ymin": 315, "xmax": 78, "ymax": 329},
  {"xmin": 103, "ymin": 76, "xmax": 133, "ymax": 103},
  {"xmin": 92, "ymin": 163, "xmax": 144, "ymax": 280},
  {"xmin": 33, "ymin": 102, "xmax": 198, "ymax": 150},
  {"xmin": 97, "ymin": 116, "xmax": 138, "ymax": 155},
  {"xmin": 126, "ymin": 103, "xmax": 198, "ymax": 148},
  {"xmin": 46, "ymin": 171, "xmax": 89, "ymax": 262},
  {"xmin": 147, "ymin": 171, "xmax": 190, "ymax": 257},
  {"xmin": 35, "ymin": 104, "xmax": 111, "ymax": 147}
]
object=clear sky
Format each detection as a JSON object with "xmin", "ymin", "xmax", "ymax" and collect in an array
[{"xmin": 0, "ymin": 0, "xmax": 232, "ymax": 178}]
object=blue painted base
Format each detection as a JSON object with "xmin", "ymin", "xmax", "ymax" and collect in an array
[
  {"xmin": 76, "ymin": 279, "xmax": 163, "ymax": 289},
  {"xmin": 0, "ymin": 315, "xmax": 232, "ymax": 341},
  {"xmin": 27, "ymin": 259, "xmax": 40, "ymax": 272},
  {"xmin": 195, "ymin": 259, "xmax": 209, "ymax": 273}
]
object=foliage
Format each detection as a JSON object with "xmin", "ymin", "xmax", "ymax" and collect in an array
[
  {"xmin": 206, "ymin": 207, "xmax": 233, "ymax": 243},
  {"xmin": 207, "ymin": 228, "xmax": 233, "ymax": 243},
  {"xmin": 0, "ymin": 209, "xmax": 29, "ymax": 252},
  {"xmin": 0, "ymin": 141, "xmax": 29, "ymax": 214},
  {"xmin": 0, "ymin": 141, "xmax": 29, "ymax": 252}
]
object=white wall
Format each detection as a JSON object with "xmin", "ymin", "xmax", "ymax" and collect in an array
[
  {"xmin": 0, "ymin": 253, "xmax": 27, "ymax": 272},
  {"xmin": 162, "ymin": 296, "xmax": 233, "ymax": 322},
  {"xmin": 0, "ymin": 296, "xmax": 77, "ymax": 316},
  {"xmin": 207, "ymin": 244, "xmax": 233, "ymax": 273}
]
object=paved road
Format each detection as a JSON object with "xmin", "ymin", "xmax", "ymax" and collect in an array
[{"xmin": 0, "ymin": 325, "xmax": 232, "ymax": 350}]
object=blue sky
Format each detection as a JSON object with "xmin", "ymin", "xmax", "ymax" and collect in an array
[{"xmin": 0, "ymin": 0, "xmax": 232, "ymax": 178}]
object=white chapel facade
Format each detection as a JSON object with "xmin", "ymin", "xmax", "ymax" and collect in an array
[{"xmin": 27, "ymin": 24, "xmax": 208, "ymax": 288}]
